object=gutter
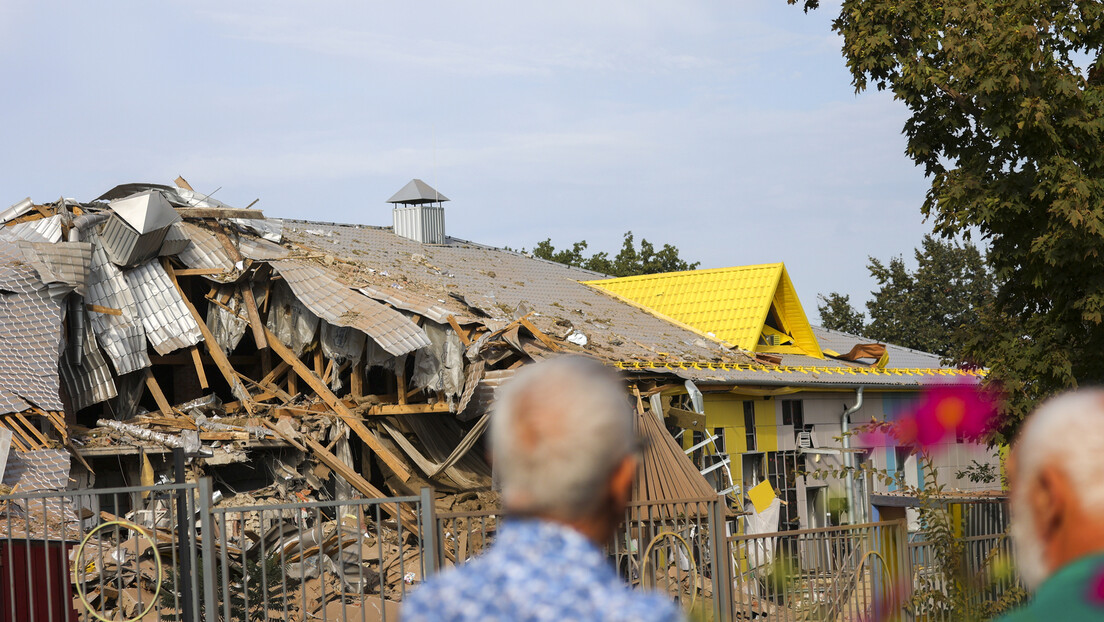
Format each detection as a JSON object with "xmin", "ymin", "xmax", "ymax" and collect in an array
[{"xmin": 841, "ymin": 387, "xmax": 864, "ymax": 524}]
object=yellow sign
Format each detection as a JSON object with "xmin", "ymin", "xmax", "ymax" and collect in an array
[{"xmin": 747, "ymin": 479, "xmax": 777, "ymax": 514}]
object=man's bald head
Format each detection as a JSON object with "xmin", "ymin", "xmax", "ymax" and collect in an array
[{"xmin": 490, "ymin": 356, "xmax": 635, "ymax": 521}]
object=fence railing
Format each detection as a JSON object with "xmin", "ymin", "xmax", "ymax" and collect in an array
[
  {"xmin": 1, "ymin": 480, "xmax": 1018, "ymax": 622},
  {"xmin": 205, "ymin": 488, "xmax": 433, "ymax": 622},
  {"xmin": 0, "ymin": 481, "xmax": 202, "ymax": 622},
  {"xmin": 437, "ymin": 494, "xmax": 729, "ymax": 620},
  {"xmin": 727, "ymin": 520, "xmax": 911, "ymax": 622}
]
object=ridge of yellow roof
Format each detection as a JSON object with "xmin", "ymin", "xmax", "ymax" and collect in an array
[{"xmin": 583, "ymin": 263, "xmax": 822, "ymax": 358}]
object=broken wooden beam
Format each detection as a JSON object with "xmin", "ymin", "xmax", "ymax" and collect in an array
[
  {"xmin": 263, "ymin": 325, "xmax": 412, "ymax": 482},
  {"xmin": 189, "ymin": 345, "xmax": 209, "ymax": 390},
  {"xmin": 365, "ymin": 403, "xmax": 451, "ymax": 416},
  {"xmin": 174, "ymin": 207, "xmax": 265, "ymax": 220},
  {"xmin": 144, "ymin": 372, "xmax": 173, "ymax": 417},
  {"xmin": 163, "ymin": 262, "xmax": 255, "ymax": 415}
]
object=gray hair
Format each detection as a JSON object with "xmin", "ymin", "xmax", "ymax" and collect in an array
[
  {"xmin": 1016, "ymin": 389, "xmax": 1104, "ymax": 513},
  {"xmin": 490, "ymin": 356, "xmax": 635, "ymax": 520}
]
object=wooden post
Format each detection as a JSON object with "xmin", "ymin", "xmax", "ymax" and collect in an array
[
  {"xmin": 351, "ymin": 361, "xmax": 365, "ymax": 398},
  {"xmin": 189, "ymin": 345, "xmax": 209, "ymax": 390},
  {"xmin": 144, "ymin": 371, "xmax": 173, "ymax": 417}
]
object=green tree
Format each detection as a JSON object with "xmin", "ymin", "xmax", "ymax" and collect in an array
[
  {"xmin": 817, "ymin": 292, "xmax": 866, "ymax": 335},
  {"xmin": 533, "ymin": 231, "xmax": 699, "ymax": 277},
  {"xmin": 819, "ymin": 236, "xmax": 994, "ymax": 358},
  {"xmin": 792, "ymin": 0, "xmax": 1104, "ymax": 440}
]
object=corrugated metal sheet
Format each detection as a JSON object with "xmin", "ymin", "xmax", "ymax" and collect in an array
[
  {"xmin": 17, "ymin": 241, "xmax": 92, "ymax": 297},
  {"xmin": 357, "ymin": 285, "xmax": 459, "ymax": 325},
  {"xmin": 0, "ymin": 198, "xmax": 33, "ymax": 225},
  {"xmin": 0, "ymin": 391, "xmax": 30, "ymax": 416},
  {"xmin": 0, "ymin": 215, "xmax": 64, "ymax": 244},
  {"xmin": 237, "ymin": 234, "xmax": 288, "ymax": 260},
  {"xmin": 176, "ymin": 222, "xmax": 236, "ymax": 279},
  {"xmin": 271, "ymin": 259, "xmax": 430, "ymax": 356},
  {"xmin": 58, "ymin": 316, "xmax": 117, "ymax": 411},
  {"xmin": 158, "ymin": 222, "xmax": 191, "ymax": 257},
  {"xmin": 108, "ymin": 190, "xmax": 181, "ymax": 234},
  {"xmin": 124, "ymin": 261, "xmax": 203, "ymax": 355},
  {"xmin": 0, "ymin": 243, "xmax": 65, "ymax": 415},
  {"xmin": 98, "ymin": 214, "xmax": 171, "ymax": 267},
  {"xmin": 86, "ymin": 235, "xmax": 150, "ymax": 375}
]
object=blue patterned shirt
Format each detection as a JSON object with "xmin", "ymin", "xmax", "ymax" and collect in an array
[{"xmin": 403, "ymin": 518, "xmax": 685, "ymax": 622}]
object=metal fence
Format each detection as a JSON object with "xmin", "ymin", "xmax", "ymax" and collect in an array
[
  {"xmin": 437, "ymin": 495, "xmax": 731, "ymax": 620},
  {"xmin": 2, "ymin": 480, "xmax": 1018, "ymax": 622},
  {"xmin": 0, "ymin": 481, "xmax": 202, "ymax": 622},
  {"xmin": 205, "ymin": 488, "xmax": 433, "ymax": 622},
  {"xmin": 727, "ymin": 520, "xmax": 912, "ymax": 621}
]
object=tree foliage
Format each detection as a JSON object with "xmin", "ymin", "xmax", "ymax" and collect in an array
[
  {"xmin": 532, "ymin": 231, "xmax": 700, "ymax": 277},
  {"xmin": 819, "ymin": 236, "xmax": 994, "ymax": 359},
  {"xmin": 817, "ymin": 293, "xmax": 866, "ymax": 336},
  {"xmin": 794, "ymin": 0, "xmax": 1104, "ymax": 440}
]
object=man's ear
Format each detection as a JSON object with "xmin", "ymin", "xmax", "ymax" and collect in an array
[
  {"xmin": 1031, "ymin": 465, "xmax": 1071, "ymax": 540},
  {"xmin": 609, "ymin": 454, "xmax": 636, "ymax": 506}
]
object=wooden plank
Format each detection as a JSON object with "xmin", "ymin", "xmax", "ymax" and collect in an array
[
  {"xmin": 189, "ymin": 345, "xmax": 209, "ymax": 390},
  {"xmin": 263, "ymin": 325, "xmax": 412, "ymax": 482},
  {"xmin": 12, "ymin": 412, "xmax": 49, "ymax": 446},
  {"xmin": 350, "ymin": 361, "xmax": 365, "ymax": 398},
  {"xmin": 174, "ymin": 207, "xmax": 265, "ymax": 220},
  {"xmin": 67, "ymin": 441, "xmax": 94, "ymax": 474},
  {"xmin": 519, "ymin": 317, "xmax": 560, "ymax": 352},
  {"xmin": 322, "ymin": 359, "xmax": 335, "ymax": 384},
  {"xmin": 211, "ymin": 224, "xmax": 244, "ymax": 263},
  {"xmin": 3, "ymin": 417, "xmax": 40, "ymax": 450},
  {"xmin": 174, "ymin": 268, "xmax": 225, "ymax": 276},
  {"xmin": 298, "ymin": 434, "xmax": 419, "ymax": 532},
  {"xmin": 163, "ymin": 262, "xmax": 255, "ymax": 415},
  {"xmin": 314, "ymin": 348, "xmax": 324, "ymax": 378},
  {"xmin": 366, "ymin": 403, "xmax": 451, "ymax": 416},
  {"xmin": 85, "ymin": 304, "xmax": 122, "ymax": 316},
  {"xmin": 447, "ymin": 315, "xmax": 471, "ymax": 346},
  {"xmin": 260, "ymin": 360, "xmax": 291, "ymax": 387},
  {"xmin": 666, "ymin": 407, "xmax": 707, "ymax": 432},
  {"xmin": 174, "ymin": 176, "xmax": 194, "ymax": 191},
  {"xmin": 239, "ymin": 283, "xmax": 268, "ymax": 349},
  {"xmin": 261, "ymin": 420, "xmax": 306, "ymax": 451},
  {"xmin": 144, "ymin": 372, "xmax": 173, "ymax": 417},
  {"xmin": 31, "ymin": 406, "xmax": 67, "ymax": 443}
]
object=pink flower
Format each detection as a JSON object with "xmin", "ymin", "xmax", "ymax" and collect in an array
[{"xmin": 910, "ymin": 383, "xmax": 998, "ymax": 449}]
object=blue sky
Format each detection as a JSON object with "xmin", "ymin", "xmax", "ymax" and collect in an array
[{"xmin": 0, "ymin": 1, "xmax": 935, "ymax": 317}]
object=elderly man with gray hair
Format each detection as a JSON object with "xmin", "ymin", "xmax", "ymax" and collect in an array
[
  {"xmin": 403, "ymin": 356, "xmax": 684, "ymax": 622},
  {"xmin": 998, "ymin": 389, "xmax": 1104, "ymax": 621}
]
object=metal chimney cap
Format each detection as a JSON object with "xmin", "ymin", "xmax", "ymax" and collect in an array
[{"xmin": 387, "ymin": 179, "xmax": 449, "ymax": 205}]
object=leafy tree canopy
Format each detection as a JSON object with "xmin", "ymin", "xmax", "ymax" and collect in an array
[
  {"xmin": 818, "ymin": 235, "xmax": 994, "ymax": 359},
  {"xmin": 794, "ymin": 0, "xmax": 1104, "ymax": 440},
  {"xmin": 532, "ymin": 231, "xmax": 700, "ymax": 277}
]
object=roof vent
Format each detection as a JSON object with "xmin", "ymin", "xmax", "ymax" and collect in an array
[{"xmin": 388, "ymin": 179, "xmax": 448, "ymax": 244}]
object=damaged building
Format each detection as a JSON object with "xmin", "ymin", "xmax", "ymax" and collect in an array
[{"xmin": 0, "ymin": 176, "xmax": 995, "ymax": 524}]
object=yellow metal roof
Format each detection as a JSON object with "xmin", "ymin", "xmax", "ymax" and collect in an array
[{"xmin": 584, "ymin": 263, "xmax": 824, "ymax": 359}]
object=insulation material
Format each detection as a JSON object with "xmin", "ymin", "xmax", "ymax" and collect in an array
[
  {"xmin": 365, "ymin": 337, "xmax": 395, "ymax": 371},
  {"xmin": 59, "ymin": 313, "xmax": 118, "ymax": 411},
  {"xmin": 412, "ymin": 321, "xmax": 464, "ymax": 399},
  {"xmin": 86, "ymin": 237, "xmax": 150, "ymax": 375},
  {"xmin": 0, "ymin": 243, "xmax": 65, "ymax": 414},
  {"xmin": 266, "ymin": 280, "xmax": 320, "ymax": 357},
  {"xmin": 320, "ymin": 322, "xmax": 365, "ymax": 365},
  {"xmin": 124, "ymin": 260, "xmax": 203, "ymax": 355},
  {"xmin": 106, "ymin": 370, "xmax": 148, "ymax": 420},
  {"xmin": 206, "ymin": 285, "xmax": 249, "ymax": 355},
  {"xmin": 272, "ymin": 259, "xmax": 430, "ymax": 356}
]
